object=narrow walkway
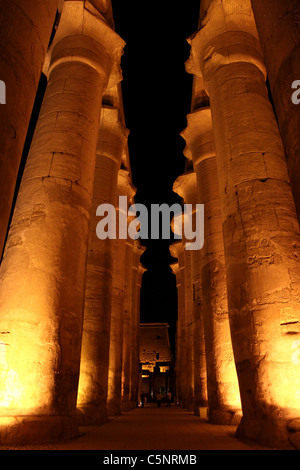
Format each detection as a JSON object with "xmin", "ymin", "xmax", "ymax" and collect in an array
[{"xmin": 2, "ymin": 404, "xmax": 270, "ymax": 450}]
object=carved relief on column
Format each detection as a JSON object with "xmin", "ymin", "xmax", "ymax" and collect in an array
[{"xmin": 187, "ymin": 0, "xmax": 300, "ymax": 448}]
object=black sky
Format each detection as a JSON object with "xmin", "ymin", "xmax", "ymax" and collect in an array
[{"xmin": 111, "ymin": 1, "xmax": 201, "ymax": 350}]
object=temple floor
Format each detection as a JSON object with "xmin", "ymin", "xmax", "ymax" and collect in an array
[{"xmin": 0, "ymin": 404, "xmax": 271, "ymax": 450}]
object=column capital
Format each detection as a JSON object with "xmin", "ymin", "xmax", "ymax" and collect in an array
[
  {"xmin": 47, "ymin": 0, "xmax": 125, "ymax": 88},
  {"xmin": 132, "ymin": 240, "xmax": 146, "ymax": 267},
  {"xmin": 117, "ymin": 169, "xmax": 136, "ymax": 202},
  {"xmin": 185, "ymin": 0, "xmax": 266, "ymax": 85},
  {"xmin": 172, "ymin": 170, "xmax": 197, "ymax": 205},
  {"xmin": 97, "ymin": 106, "xmax": 129, "ymax": 165},
  {"xmin": 170, "ymin": 261, "xmax": 179, "ymax": 276},
  {"xmin": 138, "ymin": 263, "xmax": 147, "ymax": 275},
  {"xmin": 170, "ymin": 240, "xmax": 184, "ymax": 260},
  {"xmin": 180, "ymin": 107, "xmax": 215, "ymax": 167}
]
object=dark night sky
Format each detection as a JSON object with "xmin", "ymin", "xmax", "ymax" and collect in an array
[{"xmin": 112, "ymin": 1, "xmax": 201, "ymax": 351}]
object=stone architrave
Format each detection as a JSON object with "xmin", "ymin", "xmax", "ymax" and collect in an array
[
  {"xmin": 77, "ymin": 107, "xmax": 129, "ymax": 424},
  {"xmin": 187, "ymin": 0, "xmax": 300, "ymax": 448},
  {"xmin": 0, "ymin": 0, "xmax": 60, "ymax": 256},
  {"xmin": 0, "ymin": 1, "xmax": 125, "ymax": 445}
]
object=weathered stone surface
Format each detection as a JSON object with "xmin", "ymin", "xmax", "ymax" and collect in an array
[
  {"xmin": 0, "ymin": 0, "xmax": 59, "ymax": 256},
  {"xmin": 287, "ymin": 419, "xmax": 300, "ymax": 433},
  {"xmin": 251, "ymin": 0, "xmax": 300, "ymax": 224},
  {"xmin": 187, "ymin": 0, "xmax": 300, "ymax": 448}
]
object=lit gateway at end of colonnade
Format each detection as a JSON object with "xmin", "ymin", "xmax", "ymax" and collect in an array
[{"xmin": 95, "ymin": 196, "xmax": 204, "ymax": 250}]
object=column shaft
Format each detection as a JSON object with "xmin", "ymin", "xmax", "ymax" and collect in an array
[
  {"xmin": 251, "ymin": 0, "xmax": 300, "ymax": 222},
  {"xmin": 121, "ymin": 239, "xmax": 134, "ymax": 410},
  {"xmin": 77, "ymin": 107, "xmax": 128, "ymax": 424},
  {"xmin": 170, "ymin": 243, "xmax": 187, "ymax": 407},
  {"xmin": 107, "ymin": 170, "xmax": 135, "ymax": 415},
  {"xmin": 0, "ymin": 0, "xmax": 59, "ymax": 255},
  {"xmin": 191, "ymin": 250, "xmax": 208, "ymax": 412},
  {"xmin": 107, "ymin": 209, "xmax": 125, "ymax": 416}
]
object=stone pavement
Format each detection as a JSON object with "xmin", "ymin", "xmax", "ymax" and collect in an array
[{"xmin": 1, "ymin": 404, "xmax": 271, "ymax": 450}]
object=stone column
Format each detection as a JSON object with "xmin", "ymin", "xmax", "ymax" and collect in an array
[
  {"xmin": 188, "ymin": 0, "xmax": 300, "ymax": 448},
  {"xmin": 130, "ymin": 244, "xmax": 146, "ymax": 407},
  {"xmin": 136, "ymin": 263, "xmax": 147, "ymax": 404},
  {"xmin": 0, "ymin": 1, "xmax": 124, "ymax": 445},
  {"xmin": 107, "ymin": 170, "xmax": 135, "ymax": 416},
  {"xmin": 121, "ymin": 238, "xmax": 134, "ymax": 411},
  {"xmin": 107, "ymin": 221, "xmax": 125, "ymax": 416},
  {"xmin": 181, "ymin": 112, "xmax": 241, "ymax": 425},
  {"xmin": 117, "ymin": 171, "xmax": 136, "ymax": 412},
  {"xmin": 170, "ymin": 262, "xmax": 181, "ymax": 405},
  {"xmin": 173, "ymin": 173, "xmax": 198, "ymax": 412},
  {"xmin": 170, "ymin": 242, "xmax": 187, "ymax": 408},
  {"xmin": 191, "ymin": 249, "xmax": 208, "ymax": 414},
  {"xmin": 77, "ymin": 107, "xmax": 129, "ymax": 424},
  {"xmin": 0, "ymin": 0, "xmax": 60, "ymax": 256},
  {"xmin": 250, "ymin": 0, "xmax": 300, "ymax": 223}
]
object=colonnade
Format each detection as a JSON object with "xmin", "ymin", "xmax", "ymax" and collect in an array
[
  {"xmin": 0, "ymin": 0, "xmax": 300, "ymax": 451},
  {"xmin": 0, "ymin": 0, "xmax": 145, "ymax": 445},
  {"xmin": 172, "ymin": 0, "xmax": 300, "ymax": 450}
]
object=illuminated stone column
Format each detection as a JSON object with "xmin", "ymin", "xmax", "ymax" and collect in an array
[
  {"xmin": 173, "ymin": 173, "xmax": 198, "ymax": 412},
  {"xmin": 118, "ymin": 172, "xmax": 136, "ymax": 412},
  {"xmin": 181, "ymin": 111, "xmax": 241, "ymax": 425},
  {"xmin": 184, "ymin": 249, "xmax": 194, "ymax": 411},
  {"xmin": 174, "ymin": 171, "xmax": 209, "ymax": 415},
  {"xmin": 121, "ymin": 238, "xmax": 134, "ymax": 411},
  {"xmin": 0, "ymin": 1, "xmax": 124, "ymax": 445},
  {"xmin": 136, "ymin": 263, "xmax": 147, "ymax": 403},
  {"xmin": 107, "ymin": 170, "xmax": 135, "ymax": 416},
  {"xmin": 250, "ymin": 0, "xmax": 300, "ymax": 223},
  {"xmin": 77, "ymin": 107, "xmax": 129, "ymax": 424},
  {"xmin": 130, "ymin": 244, "xmax": 146, "ymax": 407},
  {"xmin": 188, "ymin": 0, "xmax": 300, "ymax": 448},
  {"xmin": 191, "ymin": 249, "xmax": 208, "ymax": 413},
  {"xmin": 107, "ymin": 210, "xmax": 125, "ymax": 417},
  {"xmin": 170, "ymin": 242, "xmax": 188, "ymax": 408},
  {"xmin": 170, "ymin": 261, "xmax": 181, "ymax": 404},
  {"xmin": 0, "ymin": 0, "xmax": 60, "ymax": 256}
]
